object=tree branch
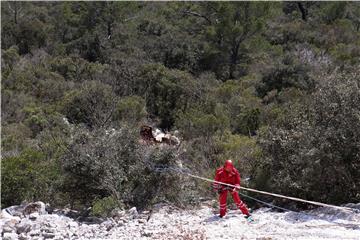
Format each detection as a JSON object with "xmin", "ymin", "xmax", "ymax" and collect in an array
[{"xmin": 182, "ymin": 10, "xmax": 212, "ymax": 24}]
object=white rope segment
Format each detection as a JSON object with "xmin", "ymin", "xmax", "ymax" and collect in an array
[{"xmin": 176, "ymin": 170, "xmax": 357, "ymax": 213}]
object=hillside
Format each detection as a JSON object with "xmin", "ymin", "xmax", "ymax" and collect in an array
[{"xmin": 1, "ymin": 1, "xmax": 360, "ymax": 230}]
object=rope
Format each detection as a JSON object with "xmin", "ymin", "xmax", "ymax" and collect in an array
[
  {"xmin": 238, "ymin": 186, "xmax": 357, "ymax": 213},
  {"xmin": 238, "ymin": 191, "xmax": 294, "ymax": 213},
  {"xmin": 155, "ymin": 165, "xmax": 358, "ymax": 213},
  {"xmin": 239, "ymin": 191, "xmax": 360, "ymax": 230}
]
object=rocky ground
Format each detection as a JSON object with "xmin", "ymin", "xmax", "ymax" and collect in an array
[{"xmin": 1, "ymin": 201, "xmax": 360, "ymax": 240}]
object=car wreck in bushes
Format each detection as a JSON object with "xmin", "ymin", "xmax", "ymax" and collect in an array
[{"xmin": 140, "ymin": 125, "xmax": 180, "ymax": 146}]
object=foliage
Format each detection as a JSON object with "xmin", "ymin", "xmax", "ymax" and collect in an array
[
  {"xmin": 60, "ymin": 125, "xmax": 188, "ymax": 209},
  {"xmin": 1, "ymin": 46, "xmax": 20, "ymax": 78},
  {"xmin": 50, "ymin": 56, "xmax": 106, "ymax": 82},
  {"xmin": 1, "ymin": 123, "xmax": 32, "ymax": 155},
  {"xmin": 194, "ymin": 2, "xmax": 275, "ymax": 79},
  {"xmin": 2, "ymin": 1, "xmax": 360, "ymax": 209},
  {"xmin": 257, "ymin": 57, "xmax": 315, "ymax": 98},
  {"xmin": 176, "ymin": 107, "xmax": 229, "ymax": 140},
  {"xmin": 91, "ymin": 196, "xmax": 120, "ymax": 217},
  {"xmin": 22, "ymin": 104, "xmax": 49, "ymax": 137},
  {"xmin": 2, "ymin": 18, "xmax": 48, "ymax": 54},
  {"xmin": 137, "ymin": 64, "xmax": 197, "ymax": 129},
  {"xmin": 1, "ymin": 149, "xmax": 61, "ymax": 208},
  {"xmin": 131, "ymin": 146, "xmax": 185, "ymax": 208},
  {"xmin": 215, "ymin": 79, "xmax": 262, "ymax": 134},
  {"xmin": 257, "ymin": 69, "xmax": 360, "ymax": 204},
  {"xmin": 214, "ymin": 132, "xmax": 262, "ymax": 177},
  {"xmin": 115, "ymin": 96, "xmax": 146, "ymax": 123},
  {"xmin": 61, "ymin": 81, "xmax": 117, "ymax": 128},
  {"xmin": 60, "ymin": 125, "xmax": 141, "ymax": 206}
]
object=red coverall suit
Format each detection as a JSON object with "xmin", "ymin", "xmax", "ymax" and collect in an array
[{"xmin": 213, "ymin": 160, "xmax": 250, "ymax": 217}]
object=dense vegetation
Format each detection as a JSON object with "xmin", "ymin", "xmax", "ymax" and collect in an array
[{"xmin": 2, "ymin": 2, "xmax": 360, "ymax": 213}]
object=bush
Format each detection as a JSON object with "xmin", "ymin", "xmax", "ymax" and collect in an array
[
  {"xmin": 2, "ymin": 58, "xmax": 69, "ymax": 104},
  {"xmin": 175, "ymin": 107, "xmax": 229, "ymax": 140},
  {"xmin": 257, "ymin": 61, "xmax": 315, "ymax": 98},
  {"xmin": 50, "ymin": 56, "xmax": 106, "ymax": 82},
  {"xmin": 233, "ymin": 108, "xmax": 260, "ymax": 136},
  {"xmin": 60, "ymin": 123, "xmax": 194, "ymax": 209},
  {"xmin": 61, "ymin": 81, "xmax": 117, "ymax": 128},
  {"xmin": 257, "ymin": 69, "xmax": 360, "ymax": 204},
  {"xmin": 22, "ymin": 105, "xmax": 48, "ymax": 137},
  {"xmin": 114, "ymin": 96, "xmax": 146, "ymax": 123},
  {"xmin": 214, "ymin": 79, "xmax": 262, "ymax": 135},
  {"xmin": 214, "ymin": 132, "xmax": 262, "ymax": 177},
  {"xmin": 1, "ymin": 46, "xmax": 20, "ymax": 78},
  {"xmin": 1, "ymin": 123, "xmax": 32, "ymax": 156},
  {"xmin": 60, "ymin": 125, "xmax": 141, "ymax": 207},
  {"xmin": 91, "ymin": 196, "xmax": 120, "ymax": 217},
  {"xmin": 137, "ymin": 64, "xmax": 197, "ymax": 129},
  {"xmin": 130, "ymin": 145, "xmax": 184, "ymax": 208},
  {"xmin": 330, "ymin": 43, "xmax": 360, "ymax": 66},
  {"xmin": 1, "ymin": 149, "xmax": 61, "ymax": 208},
  {"xmin": 13, "ymin": 19, "xmax": 48, "ymax": 55}
]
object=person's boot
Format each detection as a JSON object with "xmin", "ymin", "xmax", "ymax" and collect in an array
[{"xmin": 245, "ymin": 215, "xmax": 254, "ymax": 223}]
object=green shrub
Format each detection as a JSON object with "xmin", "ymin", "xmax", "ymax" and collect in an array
[
  {"xmin": 61, "ymin": 125, "xmax": 142, "ymax": 206},
  {"xmin": 233, "ymin": 108, "xmax": 260, "ymax": 135},
  {"xmin": 1, "ymin": 46, "xmax": 20, "ymax": 78},
  {"xmin": 1, "ymin": 90, "xmax": 35, "ymax": 124},
  {"xmin": 137, "ymin": 64, "xmax": 197, "ymax": 129},
  {"xmin": 23, "ymin": 106, "xmax": 48, "ymax": 137},
  {"xmin": 176, "ymin": 107, "xmax": 229, "ymax": 140},
  {"xmin": 214, "ymin": 132, "xmax": 262, "ymax": 177},
  {"xmin": 91, "ymin": 196, "xmax": 120, "ymax": 217},
  {"xmin": 14, "ymin": 19, "xmax": 48, "ymax": 55},
  {"xmin": 61, "ymin": 124, "xmax": 191, "ymax": 209},
  {"xmin": 50, "ymin": 56, "xmax": 106, "ymax": 82},
  {"xmin": 115, "ymin": 96, "xmax": 146, "ymax": 123},
  {"xmin": 1, "ymin": 123, "xmax": 32, "ymax": 154},
  {"xmin": 330, "ymin": 43, "xmax": 360, "ymax": 66},
  {"xmin": 258, "ymin": 69, "xmax": 360, "ymax": 204},
  {"xmin": 1, "ymin": 149, "xmax": 61, "ymax": 208},
  {"xmin": 130, "ymin": 146, "xmax": 184, "ymax": 208},
  {"xmin": 257, "ymin": 62, "xmax": 315, "ymax": 98},
  {"xmin": 61, "ymin": 81, "xmax": 117, "ymax": 128}
]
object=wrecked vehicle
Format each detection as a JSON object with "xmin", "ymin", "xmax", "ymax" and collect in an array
[{"xmin": 140, "ymin": 125, "xmax": 180, "ymax": 146}]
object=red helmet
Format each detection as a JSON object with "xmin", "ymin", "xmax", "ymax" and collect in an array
[{"xmin": 224, "ymin": 159, "xmax": 234, "ymax": 172}]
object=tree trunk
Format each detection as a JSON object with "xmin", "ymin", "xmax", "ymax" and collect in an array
[
  {"xmin": 228, "ymin": 41, "xmax": 241, "ymax": 79},
  {"xmin": 8, "ymin": 2, "xmax": 19, "ymax": 24},
  {"xmin": 297, "ymin": 2, "xmax": 308, "ymax": 22},
  {"xmin": 14, "ymin": 7, "xmax": 18, "ymax": 24},
  {"xmin": 107, "ymin": 21, "xmax": 112, "ymax": 39}
]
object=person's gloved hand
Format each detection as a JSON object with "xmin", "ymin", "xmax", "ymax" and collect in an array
[{"xmin": 232, "ymin": 184, "xmax": 240, "ymax": 192}]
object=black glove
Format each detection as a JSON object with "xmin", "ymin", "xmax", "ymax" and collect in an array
[{"xmin": 217, "ymin": 186, "xmax": 233, "ymax": 194}]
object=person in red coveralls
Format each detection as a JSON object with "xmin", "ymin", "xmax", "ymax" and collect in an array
[{"xmin": 213, "ymin": 160, "xmax": 252, "ymax": 220}]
